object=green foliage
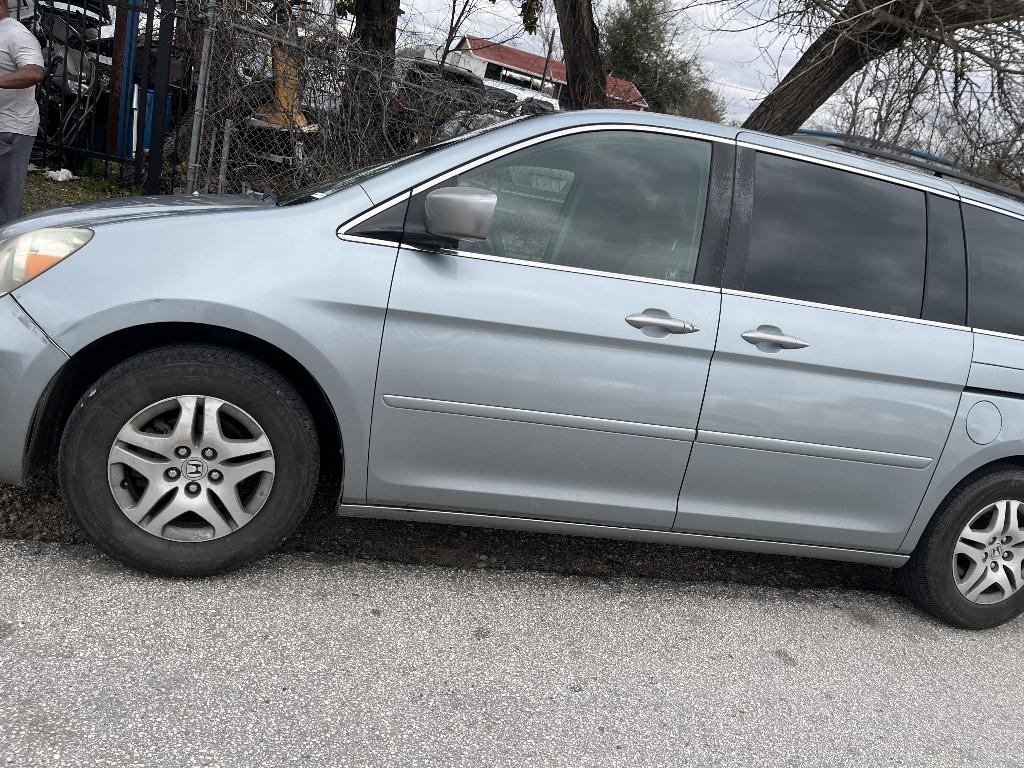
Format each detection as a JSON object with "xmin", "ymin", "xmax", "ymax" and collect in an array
[{"xmin": 602, "ymin": 0, "xmax": 724, "ymax": 121}]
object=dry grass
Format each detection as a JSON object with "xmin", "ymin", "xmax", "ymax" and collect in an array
[{"xmin": 21, "ymin": 171, "xmax": 134, "ymax": 217}]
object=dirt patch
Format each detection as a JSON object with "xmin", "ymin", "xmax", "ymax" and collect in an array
[
  {"xmin": 0, "ymin": 471, "xmax": 84, "ymax": 543},
  {"xmin": 1, "ymin": 467, "xmax": 900, "ymax": 594}
]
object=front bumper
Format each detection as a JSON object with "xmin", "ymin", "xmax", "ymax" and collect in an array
[{"xmin": 0, "ymin": 295, "xmax": 68, "ymax": 485}]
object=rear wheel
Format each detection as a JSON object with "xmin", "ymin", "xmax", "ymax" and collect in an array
[
  {"xmin": 900, "ymin": 467, "xmax": 1024, "ymax": 629},
  {"xmin": 59, "ymin": 345, "xmax": 319, "ymax": 576}
]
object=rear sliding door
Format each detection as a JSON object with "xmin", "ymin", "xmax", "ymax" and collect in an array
[{"xmin": 676, "ymin": 144, "xmax": 973, "ymax": 552}]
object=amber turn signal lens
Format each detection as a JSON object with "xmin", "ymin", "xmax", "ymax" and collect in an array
[{"xmin": 22, "ymin": 251, "xmax": 64, "ymax": 281}]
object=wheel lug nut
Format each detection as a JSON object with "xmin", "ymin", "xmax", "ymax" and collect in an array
[
  {"xmin": 991, "ymin": 562, "xmax": 1000, "ymax": 571},
  {"xmin": 990, "ymin": 537, "xmax": 998, "ymax": 544},
  {"xmin": 202, "ymin": 447, "xmax": 216, "ymax": 460},
  {"xmin": 209, "ymin": 470, "xmax": 222, "ymax": 482},
  {"xmin": 1002, "ymin": 537, "xmax": 1012, "ymax": 544},
  {"xmin": 120, "ymin": 480, "xmax": 129, "ymax": 489},
  {"xmin": 1004, "ymin": 552, "xmax": 1013, "ymax": 560},
  {"xmin": 185, "ymin": 482, "xmax": 201, "ymax": 494},
  {"xmin": 175, "ymin": 446, "xmax": 190, "ymax": 458},
  {"xmin": 982, "ymin": 552, "xmax": 989, "ymax": 561},
  {"xmin": 165, "ymin": 468, "xmax": 180, "ymax": 480}
]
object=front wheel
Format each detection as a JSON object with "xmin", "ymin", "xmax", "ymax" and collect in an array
[
  {"xmin": 900, "ymin": 467, "xmax": 1024, "ymax": 629},
  {"xmin": 59, "ymin": 345, "xmax": 320, "ymax": 576}
]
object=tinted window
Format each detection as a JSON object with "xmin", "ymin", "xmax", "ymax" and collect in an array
[
  {"xmin": 922, "ymin": 194, "xmax": 967, "ymax": 325},
  {"xmin": 744, "ymin": 153, "xmax": 927, "ymax": 317},
  {"xmin": 965, "ymin": 206, "xmax": 1024, "ymax": 335},
  {"xmin": 431, "ymin": 131, "xmax": 712, "ymax": 284}
]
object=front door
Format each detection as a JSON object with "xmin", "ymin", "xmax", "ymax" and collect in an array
[
  {"xmin": 367, "ymin": 128, "xmax": 729, "ymax": 529},
  {"xmin": 675, "ymin": 144, "xmax": 973, "ymax": 551}
]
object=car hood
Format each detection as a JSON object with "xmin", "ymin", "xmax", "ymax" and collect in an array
[{"xmin": 1, "ymin": 194, "xmax": 273, "ymax": 238}]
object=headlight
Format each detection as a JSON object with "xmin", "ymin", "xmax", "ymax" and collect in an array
[{"xmin": 0, "ymin": 227, "xmax": 93, "ymax": 296}]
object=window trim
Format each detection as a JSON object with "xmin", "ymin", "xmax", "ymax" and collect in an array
[
  {"xmin": 338, "ymin": 123, "xmax": 730, "ymax": 291},
  {"xmin": 722, "ymin": 287, "xmax": 970, "ymax": 332},
  {"xmin": 960, "ymin": 197, "xmax": 1024, "ymax": 223},
  {"xmin": 338, "ymin": 121, "xmax": 1024, "ymax": 305},
  {"xmin": 338, "ymin": 128, "xmax": 1024, "ymax": 242},
  {"xmin": 973, "ymin": 327, "xmax": 1024, "ymax": 341}
]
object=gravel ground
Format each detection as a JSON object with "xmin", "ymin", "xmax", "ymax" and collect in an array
[
  {"xmin": 1, "ymin": 538, "xmax": 1022, "ymax": 767},
  {"xmin": 4, "ymin": 472, "xmax": 1022, "ymax": 766}
]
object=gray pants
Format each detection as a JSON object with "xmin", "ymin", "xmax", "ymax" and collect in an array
[{"xmin": 0, "ymin": 132, "xmax": 35, "ymax": 226}]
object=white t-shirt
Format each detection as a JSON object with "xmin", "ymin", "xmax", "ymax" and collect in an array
[{"xmin": 0, "ymin": 17, "xmax": 43, "ymax": 136}]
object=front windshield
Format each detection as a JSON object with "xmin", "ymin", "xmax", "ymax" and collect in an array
[{"xmin": 277, "ymin": 116, "xmax": 530, "ymax": 206}]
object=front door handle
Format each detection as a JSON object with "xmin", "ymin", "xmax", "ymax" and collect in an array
[
  {"xmin": 741, "ymin": 326, "xmax": 810, "ymax": 350},
  {"xmin": 625, "ymin": 313, "xmax": 699, "ymax": 335}
]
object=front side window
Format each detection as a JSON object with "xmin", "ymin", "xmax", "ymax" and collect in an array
[
  {"xmin": 743, "ymin": 153, "xmax": 927, "ymax": 318},
  {"xmin": 965, "ymin": 206, "xmax": 1024, "ymax": 336},
  {"xmin": 427, "ymin": 130, "xmax": 713, "ymax": 284}
]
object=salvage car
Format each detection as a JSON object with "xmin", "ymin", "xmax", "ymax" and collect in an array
[{"xmin": 3, "ymin": 110, "xmax": 1024, "ymax": 629}]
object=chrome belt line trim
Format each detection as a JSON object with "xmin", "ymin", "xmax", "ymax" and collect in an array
[
  {"xmin": 973, "ymin": 327, "xmax": 1024, "ymax": 341},
  {"xmin": 697, "ymin": 430, "xmax": 933, "ymax": 469},
  {"xmin": 382, "ymin": 395, "xmax": 697, "ymax": 442},
  {"xmin": 336, "ymin": 504, "xmax": 910, "ymax": 567},
  {"xmin": 721, "ymin": 288, "xmax": 971, "ymax": 331},
  {"xmin": 960, "ymin": 197, "xmax": 1024, "ymax": 222},
  {"xmin": 406, "ymin": 246, "xmax": 721, "ymax": 291}
]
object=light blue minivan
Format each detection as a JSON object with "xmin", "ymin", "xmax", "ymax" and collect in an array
[{"xmin": 2, "ymin": 110, "xmax": 1024, "ymax": 628}]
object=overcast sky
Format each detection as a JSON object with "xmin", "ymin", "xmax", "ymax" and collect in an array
[{"xmin": 397, "ymin": 0, "xmax": 805, "ymax": 122}]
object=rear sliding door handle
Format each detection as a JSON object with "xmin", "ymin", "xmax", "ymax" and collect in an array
[
  {"xmin": 741, "ymin": 327, "xmax": 810, "ymax": 350},
  {"xmin": 625, "ymin": 313, "xmax": 699, "ymax": 334}
]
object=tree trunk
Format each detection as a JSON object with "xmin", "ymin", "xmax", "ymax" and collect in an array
[
  {"xmin": 353, "ymin": 0, "xmax": 400, "ymax": 53},
  {"xmin": 554, "ymin": 0, "xmax": 606, "ymax": 109},
  {"xmin": 743, "ymin": 17, "xmax": 907, "ymax": 134}
]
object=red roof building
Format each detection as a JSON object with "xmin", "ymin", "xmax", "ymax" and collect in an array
[{"xmin": 453, "ymin": 36, "xmax": 647, "ymax": 110}]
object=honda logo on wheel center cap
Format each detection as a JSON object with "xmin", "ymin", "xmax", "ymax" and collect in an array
[{"xmin": 182, "ymin": 457, "xmax": 208, "ymax": 480}]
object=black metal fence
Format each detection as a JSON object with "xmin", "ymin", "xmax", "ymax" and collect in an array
[
  {"xmin": 12, "ymin": 0, "xmax": 185, "ymax": 192},
  {"xmin": 13, "ymin": 0, "xmax": 556, "ymax": 195}
]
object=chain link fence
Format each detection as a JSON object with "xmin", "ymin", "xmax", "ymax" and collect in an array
[{"xmin": 171, "ymin": 0, "xmax": 545, "ymax": 195}]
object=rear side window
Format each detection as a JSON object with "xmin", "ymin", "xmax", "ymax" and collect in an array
[
  {"xmin": 743, "ymin": 153, "xmax": 927, "ymax": 318},
  {"xmin": 965, "ymin": 206, "xmax": 1024, "ymax": 336}
]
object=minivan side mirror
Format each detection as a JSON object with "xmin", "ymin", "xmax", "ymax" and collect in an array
[{"xmin": 423, "ymin": 186, "xmax": 497, "ymax": 242}]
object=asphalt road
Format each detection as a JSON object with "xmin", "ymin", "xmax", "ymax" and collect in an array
[{"xmin": 2, "ymin": 534, "xmax": 1023, "ymax": 768}]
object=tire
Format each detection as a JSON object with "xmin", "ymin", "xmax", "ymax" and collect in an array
[
  {"xmin": 899, "ymin": 466, "xmax": 1024, "ymax": 629},
  {"xmin": 59, "ymin": 344, "xmax": 320, "ymax": 577}
]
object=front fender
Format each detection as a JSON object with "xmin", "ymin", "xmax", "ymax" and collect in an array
[
  {"xmin": 13, "ymin": 202, "xmax": 398, "ymax": 501},
  {"xmin": 0, "ymin": 296, "xmax": 68, "ymax": 484}
]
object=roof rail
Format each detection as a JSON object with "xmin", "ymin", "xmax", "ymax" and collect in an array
[{"xmin": 792, "ymin": 130, "xmax": 1024, "ymax": 204}]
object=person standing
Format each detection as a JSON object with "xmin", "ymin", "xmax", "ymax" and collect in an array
[{"xmin": 0, "ymin": 2, "xmax": 43, "ymax": 226}]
